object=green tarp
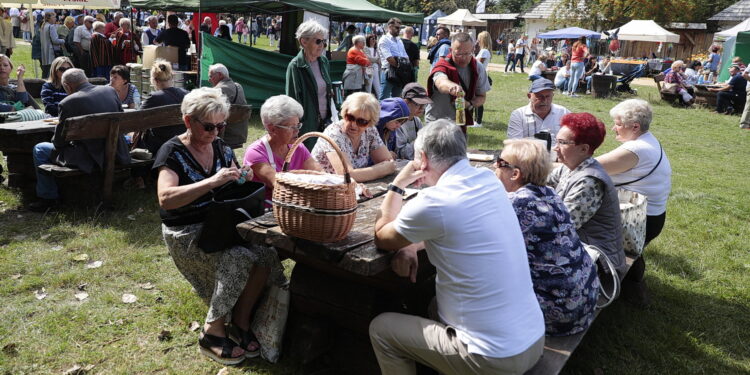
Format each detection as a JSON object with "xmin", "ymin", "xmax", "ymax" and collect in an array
[
  {"xmin": 719, "ymin": 32, "xmax": 750, "ymax": 82},
  {"xmin": 130, "ymin": 0, "xmax": 422, "ymax": 23},
  {"xmin": 200, "ymin": 33, "xmax": 345, "ymax": 108}
]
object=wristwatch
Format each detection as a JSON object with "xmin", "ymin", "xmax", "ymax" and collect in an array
[{"xmin": 387, "ymin": 183, "xmax": 406, "ymax": 196}]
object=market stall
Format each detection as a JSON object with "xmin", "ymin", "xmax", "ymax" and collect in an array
[{"xmin": 436, "ymin": 9, "xmax": 486, "ymax": 39}]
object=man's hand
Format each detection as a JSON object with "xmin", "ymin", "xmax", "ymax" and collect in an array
[
  {"xmin": 392, "ymin": 160, "xmax": 425, "ymax": 189},
  {"xmin": 391, "ymin": 243, "xmax": 422, "ymax": 283}
]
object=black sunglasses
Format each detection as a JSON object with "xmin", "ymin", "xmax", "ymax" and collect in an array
[
  {"xmin": 194, "ymin": 118, "xmax": 227, "ymax": 132},
  {"xmin": 496, "ymin": 157, "xmax": 518, "ymax": 169},
  {"xmin": 313, "ymin": 38, "xmax": 327, "ymax": 46},
  {"xmin": 345, "ymin": 113, "xmax": 370, "ymax": 127},
  {"xmin": 57, "ymin": 66, "xmax": 71, "ymax": 73}
]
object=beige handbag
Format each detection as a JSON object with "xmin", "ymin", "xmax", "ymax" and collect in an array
[{"xmin": 618, "ymin": 189, "xmax": 648, "ymax": 256}]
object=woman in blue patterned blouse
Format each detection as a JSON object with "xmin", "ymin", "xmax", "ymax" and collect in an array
[
  {"xmin": 495, "ymin": 138, "xmax": 599, "ymax": 336},
  {"xmin": 40, "ymin": 56, "xmax": 73, "ymax": 116}
]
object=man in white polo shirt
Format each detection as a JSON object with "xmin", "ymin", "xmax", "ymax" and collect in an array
[
  {"xmin": 508, "ymin": 78, "xmax": 570, "ymax": 147},
  {"xmin": 371, "ymin": 119, "xmax": 545, "ymax": 374}
]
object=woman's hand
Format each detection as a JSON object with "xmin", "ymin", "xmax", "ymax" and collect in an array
[
  {"xmin": 240, "ymin": 164, "xmax": 254, "ymax": 181},
  {"xmin": 378, "ymin": 160, "xmax": 397, "ymax": 175},
  {"xmin": 16, "ymin": 64, "xmax": 25, "ymax": 80},
  {"xmin": 209, "ymin": 166, "xmax": 242, "ymax": 187}
]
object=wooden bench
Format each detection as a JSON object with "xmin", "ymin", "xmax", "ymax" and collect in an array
[
  {"xmin": 524, "ymin": 255, "xmax": 637, "ymax": 375},
  {"xmin": 653, "ymin": 73, "xmax": 683, "ymax": 105},
  {"xmin": 37, "ymin": 103, "xmax": 251, "ymax": 207}
]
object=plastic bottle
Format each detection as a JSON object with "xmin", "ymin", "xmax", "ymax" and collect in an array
[
  {"xmin": 455, "ymin": 92, "xmax": 465, "ymax": 125},
  {"xmin": 708, "ymin": 72, "xmax": 714, "ymax": 83},
  {"xmin": 697, "ymin": 75, "xmax": 704, "ymax": 85}
]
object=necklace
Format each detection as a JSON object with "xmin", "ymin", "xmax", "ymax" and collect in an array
[{"xmin": 182, "ymin": 137, "xmax": 213, "ymax": 174}]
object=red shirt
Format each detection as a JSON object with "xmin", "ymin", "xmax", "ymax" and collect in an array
[
  {"xmin": 571, "ymin": 44, "xmax": 587, "ymax": 63},
  {"xmin": 346, "ymin": 47, "xmax": 371, "ymax": 66},
  {"xmin": 104, "ymin": 21, "xmax": 118, "ymax": 38}
]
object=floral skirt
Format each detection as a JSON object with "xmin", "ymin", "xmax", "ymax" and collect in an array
[{"xmin": 162, "ymin": 223, "xmax": 285, "ymax": 323}]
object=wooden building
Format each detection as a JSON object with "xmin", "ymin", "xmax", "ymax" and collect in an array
[
  {"xmin": 474, "ymin": 13, "xmax": 519, "ymax": 49},
  {"xmin": 613, "ymin": 23, "xmax": 714, "ymax": 61},
  {"xmin": 710, "ymin": 0, "xmax": 750, "ymax": 30}
]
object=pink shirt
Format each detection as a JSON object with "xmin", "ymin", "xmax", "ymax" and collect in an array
[{"xmin": 243, "ymin": 137, "xmax": 312, "ymax": 205}]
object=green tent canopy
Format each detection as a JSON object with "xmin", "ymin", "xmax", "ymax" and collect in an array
[
  {"xmin": 718, "ymin": 31, "xmax": 750, "ymax": 82},
  {"xmin": 130, "ymin": 0, "xmax": 422, "ymax": 23},
  {"xmin": 200, "ymin": 33, "xmax": 345, "ymax": 109}
]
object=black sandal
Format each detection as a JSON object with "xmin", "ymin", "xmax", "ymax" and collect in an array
[
  {"xmin": 198, "ymin": 328, "xmax": 245, "ymax": 365},
  {"xmin": 229, "ymin": 325, "xmax": 261, "ymax": 358}
]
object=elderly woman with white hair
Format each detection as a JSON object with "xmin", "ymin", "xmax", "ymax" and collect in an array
[
  {"xmin": 114, "ymin": 17, "xmax": 141, "ymax": 65},
  {"xmin": 243, "ymin": 95, "xmax": 322, "ymax": 207},
  {"xmin": 597, "ymin": 99, "xmax": 672, "ymax": 305},
  {"xmin": 496, "ymin": 138, "xmax": 599, "ymax": 336},
  {"xmin": 343, "ymin": 34, "xmax": 374, "ymax": 98},
  {"xmin": 664, "ymin": 60, "xmax": 693, "ymax": 104},
  {"xmin": 155, "ymin": 87, "xmax": 284, "ymax": 365},
  {"xmin": 285, "ymin": 19, "xmax": 333, "ymax": 150}
]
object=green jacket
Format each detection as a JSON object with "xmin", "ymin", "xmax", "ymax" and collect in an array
[{"xmin": 285, "ymin": 49, "xmax": 332, "ymax": 150}]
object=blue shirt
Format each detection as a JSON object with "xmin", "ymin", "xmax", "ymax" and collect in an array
[
  {"xmin": 707, "ymin": 52, "xmax": 720, "ymax": 71},
  {"xmin": 430, "ymin": 43, "xmax": 451, "ymax": 70}
]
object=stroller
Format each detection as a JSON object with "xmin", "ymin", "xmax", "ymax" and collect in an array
[{"xmin": 616, "ymin": 62, "xmax": 647, "ymax": 94}]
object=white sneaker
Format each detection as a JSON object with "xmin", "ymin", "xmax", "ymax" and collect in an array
[
  {"xmin": 472, "ymin": 122, "xmax": 482, "ymax": 128},
  {"xmin": 570, "ymin": 93, "xmax": 579, "ymax": 97},
  {"xmin": 586, "ymin": 90, "xmax": 591, "ymax": 95},
  {"xmin": 562, "ymin": 91, "xmax": 570, "ymax": 96}
]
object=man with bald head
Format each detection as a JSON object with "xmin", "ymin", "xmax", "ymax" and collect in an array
[
  {"xmin": 29, "ymin": 69, "xmax": 129, "ymax": 211},
  {"xmin": 401, "ymin": 26, "xmax": 420, "ymax": 82}
]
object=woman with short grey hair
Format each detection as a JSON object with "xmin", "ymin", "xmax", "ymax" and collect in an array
[
  {"xmin": 243, "ymin": 95, "xmax": 322, "ymax": 207},
  {"xmin": 286, "ymin": 19, "xmax": 332, "ymax": 150},
  {"xmin": 155, "ymin": 87, "xmax": 285, "ymax": 365},
  {"xmin": 597, "ymin": 99, "xmax": 672, "ymax": 305},
  {"xmin": 343, "ymin": 33, "xmax": 373, "ymax": 97}
]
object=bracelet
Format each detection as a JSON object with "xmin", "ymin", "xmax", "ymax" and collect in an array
[{"xmin": 387, "ymin": 183, "xmax": 405, "ymax": 196}]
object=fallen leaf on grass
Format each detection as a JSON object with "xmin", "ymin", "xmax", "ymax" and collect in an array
[
  {"xmin": 2, "ymin": 343, "xmax": 18, "ymax": 356},
  {"xmin": 137, "ymin": 207, "xmax": 144, "ymax": 214},
  {"xmin": 188, "ymin": 321, "xmax": 201, "ymax": 332},
  {"xmin": 63, "ymin": 364, "xmax": 95, "ymax": 375},
  {"xmin": 11, "ymin": 273, "xmax": 22, "ymax": 280},
  {"xmin": 138, "ymin": 282, "xmax": 154, "ymax": 290},
  {"xmin": 51, "ymin": 245, "xmax": 63, "ymax": 251},
  {"xmin": 74, "ymin": 292, "xmax": 89, "ymax": 301},
  {"xmin": 34, "ymin": 288, "xmax": 47, "ymax": 300},
  {"xmin": 122, "ymin": 293, "xmax": 137, "ymax": 303},
  {"xmin": 85, "ymin": 261, "xmax": 103, "ymax": 269},
  {"xmin": 127, "ymin": 215, "xmax": 136, "ymax": 221},
  {"xmin": 72, "ymin": 254, "xmax": 89, "ymax": 262},
  {"xmin": 158, "ymin": 330, "xmax": 172, "ymax": 341},
  {"xmin": 216, "ymin": 368, "xmax": 229, "ymax": 375},
  {"xmin": 40, "ymin": 233, "xmax": 51, "ymax": 240},
  {"xmin": 77, "ymin": 283, "xmax": 87, "ymax": 291},
  {"xmin": 16, "ymin": 214, "xmax": 23, "ymax": 219}
]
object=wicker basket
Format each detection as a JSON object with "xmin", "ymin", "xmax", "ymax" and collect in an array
[{"xmin": 272, "ymin": 132, "xmax": 358, "ymax": 242}]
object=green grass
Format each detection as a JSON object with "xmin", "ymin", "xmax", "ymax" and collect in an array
[{"xmin": 2, "ymin": 39, "xmax": 750, "ymax": 374}]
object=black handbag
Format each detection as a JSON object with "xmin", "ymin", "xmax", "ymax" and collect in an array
[
  {"xmin": 386, "ymin": 56, "xmax": 414, "ymax": 85},
  {"xmin": 197, "ymin": 181, "xmax": 266, "ymax": 253}
]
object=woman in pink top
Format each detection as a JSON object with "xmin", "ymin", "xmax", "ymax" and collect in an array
[
  {"xmin": 243, "ymin": 95, "xmax": 322, "ymax": 207},
  {"xmin": 566, "ymin": 36, "xmax": 588, "ymax": 97}
]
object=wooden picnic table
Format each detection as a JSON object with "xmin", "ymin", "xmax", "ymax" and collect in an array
[
  {"xmin": 693, "ymin": 84, "xmax": 720, "ymax": 108},
  {"xmin": 0, "ymin": 119, "xmax": 57, "ymax": 194},
  {"xmin": 237, "ymin": 155, "xmax": 499, "ymax": 373}
]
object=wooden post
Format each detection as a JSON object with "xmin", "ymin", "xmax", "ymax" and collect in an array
[{"xmin": 102, "ymin": 121, "xmax": 119, "ymax": 207}]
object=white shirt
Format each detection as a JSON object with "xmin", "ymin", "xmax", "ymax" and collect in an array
[
  {"xmin": 507, "ymin": 42, "xmax": 514, "ymax": 54},
  {"xmin": 507, "ymin": 103, "xmax": 570, "ymax": 142},
  {"xmin": 476, "ymin": 48, "xmax": 491, "ymax": 71},
  {"xmin": 73, "ymin": 24, "xmax": 92, "ymax": 51},
  {"xmin": 529, "ymin": 60, "xmax": 545, "ymax": 76},
  {"xmin": 392, "ymin": 159, "xmax": 545, "ymax": 358},
  {"xmin": 609, "ymin": 132, "xmax": 672, "ymax": 215},
  {"xmin": 141, "ymin": 27, "xmax": 161, "ymax": 47},
  {"xmin": 515, "ymin": 38, "xmax": 526, "ymax": 54},
  {"xmin": 377, "ymin": 33, "xmax": 407, "ymax": 68},
  {"xmin": 554, "ymin": 66, "xmax": 569, "ymax": 86}
]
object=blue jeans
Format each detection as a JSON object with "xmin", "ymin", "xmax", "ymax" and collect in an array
[
  {"xmin": 379, "ymin": 70, "xmax": 402, "ymax": 100},
  {"xmin": 23, "ymin": 31, "xmax": 31, "ymax": 41},
  {"xmin": 529, "ymin": 75, "xmax": 542, "ymax": 81},
  {"xmin": 556, "ymin": 78, "xmax": 569, "ymax": 92},
  {"xmin": 586, "ymin": 76, "xmax": 593, "ymax": 91},
  {"xmin": 515, "ymin": 53, "xmax": 525, "ymax": 72},
  {"xmin": 505, "ymin": 53, "xmax": 516, "ymax": 72},
  {"xmin": 33, "ymin": 142, "xmax": 59, "ymax": 199},
  {"xmin": 568, "ymin": 62, "xmax": 585, "ymax": 94}
]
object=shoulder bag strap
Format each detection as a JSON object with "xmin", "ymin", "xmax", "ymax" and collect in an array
[
  {"xmin": 261, "ymin": 135, "xmax": 277, "ymax": 171},
  {"xmin": 615, "ymin": 142, "xmax": 663, "ymax": 187}
]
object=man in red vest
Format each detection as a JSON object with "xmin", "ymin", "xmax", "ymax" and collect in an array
[{"xmin": 425, "ymin": 32, "xmax": 491, "ymax": 134}]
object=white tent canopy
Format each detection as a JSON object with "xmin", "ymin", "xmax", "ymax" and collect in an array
[
  {"xmin": 437, "ymin": 9, "xmax": 487, "ymax": 27},
  {"xmin": 716, "ymin": 17, "xmax": 750, "ymax": 38},
  {"xmin": 0, "ymin": 0, "xmax": 120, "ymax": 9},
  {"xmin": 604, "ymin": 20, "xmax": 680, "ymax": 43}
]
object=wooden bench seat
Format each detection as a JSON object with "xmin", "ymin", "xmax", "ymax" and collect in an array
[
  {"xmin": 37, "ymin": 103, "xmax": 251, "ymax": 207},
  {"xmin": 653, "ymin": 73, "xmax": 683, "ymax": 105},
  {"xmin": 524, "ymin": 255, "xmax": 637, "ymax": 375}
]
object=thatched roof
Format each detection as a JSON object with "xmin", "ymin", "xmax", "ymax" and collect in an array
[{"xmin": 710, "ymin": 0, "xmax": 750, "ymax": 22}]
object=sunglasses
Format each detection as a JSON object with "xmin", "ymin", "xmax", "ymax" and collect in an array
[
  {"xmin": 194, "ymin": 118, "xmax": 227, "ymax": 132},
  {"xmin": 274, "ymin": 123, "xmax": 303, "ymax": 131},
  {"xmin": 345, "ymin": 113, "xmax": 371, "ymax": 127},
  {"xmin": 496, "ymin": 157, "xmax": 518, "ymax": 169},
  {"xmin": 312, "ymin": 38, "xmax": 327, "ymax": 47},
  {"xmin": 57, "ymin": 66, "xmax": 71, "ymax": 73}
]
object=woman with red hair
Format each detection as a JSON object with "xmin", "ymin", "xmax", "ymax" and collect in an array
[{"xmin": 548, "ymin": 113, "xmax": 626, "ymax": 276}]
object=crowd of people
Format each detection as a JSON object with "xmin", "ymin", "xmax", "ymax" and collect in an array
[{"xmin": 1, "ymin": 13, "xmax": 678, "ymax": 374}]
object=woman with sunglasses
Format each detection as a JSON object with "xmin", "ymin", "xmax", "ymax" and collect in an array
[
  {"xmin": 496, "ymin": 138, "xmax": 599, "ymax": 336},
  {"xmin": 376, "ymin": 97, "xmax": 410, "ymax": 159},
  {"xmin": 154, "ymin": 87, "xmax": 285, "ymax": 365},
  {"xmin": 285, "ymin": 19, "xmax": 332, "ymax": 150},
  {"xmin": 311, "ymin": 92, "xmax": 396, "ymax": 182},
  {"xmin": 548, "ymin": 113, "xmax": 626, "ymax": 276},
  {"xmin": 40, "ymin": 56, "xmax": 73, "ymax": 117},
  {"xmin": 243, "ymin": 95, "xmax": 322, "ymax": 208}
]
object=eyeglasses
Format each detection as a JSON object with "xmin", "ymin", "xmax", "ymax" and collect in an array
[
  {"xmin": 312, "ymin": 38, "xmax": 327, "ymax": 47},
  {"xmin": 393, "ymin": 117, "xmax": 409, "ymax": 125},
  {"xmin": 496, "ymin": 157, "xmax": 518, "ymax": 169},
  {"xmin": 57, "ymin": 66, "xmax": 71, "ymax": 73},
  {"xmin": 274, "ymin": 123, "xmax": 303, "ymax": 131},
  {"xmin": 555, "ymin": 139, "xmax": 577, "ymax": 145},
  {"xmin": 453, "ymin": 52, "xmax": 473, "ymax": 58},
  {"xmin": 194, "ymin": 118, "xmax": 227, "ymax": 132},
  {"xmin": 345, "ymin": 113, "xmax": 371, "ymax": 127}
]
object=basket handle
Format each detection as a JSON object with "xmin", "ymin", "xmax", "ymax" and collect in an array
[{"xmin": 282, "ymin": 131, "xmax": 352, "ymax": 185}]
